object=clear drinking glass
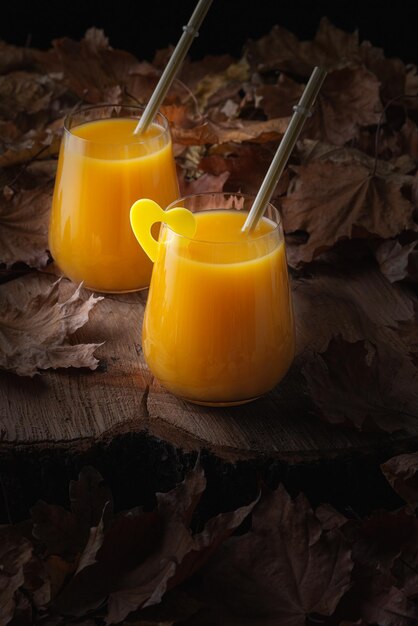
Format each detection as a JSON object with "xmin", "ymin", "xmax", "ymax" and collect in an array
[
  {"xmin": 139, "ymin": 192, "xmax": 295, "ymax": 406},
  {"xmin": 48, "ymin": 104, "xmax": 179, "ymax": 292}
]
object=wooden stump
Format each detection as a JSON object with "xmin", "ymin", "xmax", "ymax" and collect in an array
[{"xmin": 1, "ymin": 267, "xmax": 417, "ymax": 522}]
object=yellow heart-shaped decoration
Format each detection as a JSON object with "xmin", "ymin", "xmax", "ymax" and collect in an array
[{"xmin": 130, "ymin": 198, "xmax": 196, "ymax": 262}]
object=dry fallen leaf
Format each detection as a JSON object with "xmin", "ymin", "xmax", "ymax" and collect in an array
[
  {"xmin": 0, "ymin": 274, "xmax": 103, "ymax": 376},
  {"xmin": 172, "ymin": 115, "xmax": 289, "ymax": 146},
  {"xmin": 245, "ymin": 17, "xmax": 363, "ymax": 76},
  {"xmin": 375, "ymin": 238, "xmax": 418, "ymax": 283},
  {"xmin": 395, "ymin": 305, "xmax": 418, "ymax": 366},
  {"xmin": 36, "ymin": 28, "xmax": 139, "ymax": 104},
  {"xmin": 194, "ymin": 484, "xmax": 353, "ymax": 626},
  {"xmin": 312, "ymin": 496, "xmax": 418, "ymax": 625},
  {"xmin": 292, "ymin": 266, "xmax": 415, "ymax": 355},
  {"xmin": 255, "ymin": 67, "xmax": 382, "ymax": 146},
  {"xmin": 333, "ymin": 506, "xmax": 418, "ymax": 626},
  {"xmin": 0, "ymin": 71, "xmax": 63, "ymax": 121},
  {"xmin": 0, "ymin": 125, "xmax": 62, "ymax": 169},
  {"xmin": 200, "ymin": 141, "xmax": 290, "ymax": 197},
  {"xmin": 48, "ymin": 464, "xmax": 257, "ymax": 624},
  {"xmin": 302, "ymin": 336, "xmax": 418, "ymax": 432},
  {"xmin": 31, "ymin": 500, "xmax": 89, "ymax": 559},
  {"xmin": 305, "ymin": 66, "xmax": 382, "ymax": 145},
  {"xmin": 361, "ymin": 41, "xmax": 407, "ymax": 103},
  {"xmin": 178, "ymin": 171, "xmax": 229, "ymax": 197},
  {"xmin": 69, "ymin": 465, "xmax": 114, "ymax": 530},
  {"xmin": 0, "ymin": 40, "xmax": 44, "ymax": 74},
  {"xmin": 292, "ymin": 267, "xmax": 418, "ymax": 433},
  {"xmin": 179, "ymin": 54, "xmax": 239, "ymax": 94},
  {"xmin": 0, "ymin": 183, "xmax": 53, "ymax": 268},
  {"xmin": 346, "ymin": 572, "xmax": 418, "ymax": 626},
  {"xmin": 346, "ymin": 508, "xmax": 418, "ymax": 572},
  {"xmin": 282, "ymin": 156, "xmax": 414, "ymax": 267},
  {"xmin": 0, "ymin": 526, "xmax": 33, "ymax": 626},
  {"xmin": 381, "ymin": 453, "xmax": 418, "ymax": 510}
]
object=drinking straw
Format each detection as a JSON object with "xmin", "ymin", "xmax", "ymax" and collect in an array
[
  {"xmin": 241, "ymin": 66, "xmax": 327, "ymax": 233},
  {"xmin": 134, "ymin": 0, "xmax": 213, "ymax": 135}
]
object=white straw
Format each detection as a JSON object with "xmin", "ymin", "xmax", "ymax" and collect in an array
[
  {"xmin": 242, "ymin": 66, "xmax": 327, "ymax": 233},
  {"xmin": 134, "ymin": 0, "xmax": 213, "ymax": 135}
]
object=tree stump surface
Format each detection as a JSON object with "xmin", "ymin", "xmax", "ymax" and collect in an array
[
  {"xmin": 2, "ymin": 267, "xmax": 417, "ymax": 463},
  {"xmin": 1, "ymin": 266, "xmax": 417, "ymax": 522}
]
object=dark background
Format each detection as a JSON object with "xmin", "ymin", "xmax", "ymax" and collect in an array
[{"xmin": 1, "ymin": 0, "xmax": 418, "ymax": 65}]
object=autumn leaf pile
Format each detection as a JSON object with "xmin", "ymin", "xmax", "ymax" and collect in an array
[{"xmin": 4, "ymin": 456, "xmax": 418, "ymax": 625}]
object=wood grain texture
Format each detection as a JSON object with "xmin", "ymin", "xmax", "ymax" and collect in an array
[{"xmin": 1, "ymin": 266, "xmax": 417, "ymax": 463}]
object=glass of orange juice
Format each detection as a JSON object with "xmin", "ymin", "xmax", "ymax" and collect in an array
[
  {"xmin": 135, "ymin": 192, "xmax": 295, "ymax": 406},
  {"xmin": 48, "ymin": 104, "xmax": 179, "ymax": 292}
]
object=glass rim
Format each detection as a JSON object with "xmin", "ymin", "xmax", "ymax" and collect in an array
[
  {"xmin": 164, "ymin": 192, "xmax": 282, "ymax": 245},
  {"xmin": 63, "ymin": 103, "xmax": 170, "ymax": 146}
]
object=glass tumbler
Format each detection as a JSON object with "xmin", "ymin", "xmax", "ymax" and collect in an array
[
  {"xmin": 49, "ymin": 104, "xmax": 179, "ymax": 292},
  {"xmin": 139, "ymin": 192, "xmax": 295, "ymax": 406}
]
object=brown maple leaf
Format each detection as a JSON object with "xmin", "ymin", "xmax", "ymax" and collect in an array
[
  {"xmin": 395, "ymin": 305, "xmax": 418, "ymax": 366},
  {"xmin": 0, "ymin": 526, "xmax": 33, "ymax": 626},
  {"xmin": 195, "ymin": 484, "xmax": 353, "ymax": 626},
  {"xmin": 313, "ymin": 502, "xmax": 418, "ymax": 626},
  {"xmin": 123, "ymin": 62, "xmax": 200, "ymax": 113},
  {"xmin": 0, "ymin": 71, "xmax": 64, "ymax": 121},
  {"xmin": 358, "ymin": 467, "xmax": 418, "ymax": 602},
  {"xmin": 0, "ymin": 183, "xmax": 53, "ymax": 268},
  {"xmin": 31, "ymin": 467, "xmax": 112, "ymax": 562},
  {"xmin": 292, "ymin": 267, "xmax": 415, "ymax": 356},
  {"xmin": 381, "ymin": 453, "xmax": 418, "ymax": 510},
  {"xmin": 348, "ymin": 508, "xmax": 418, "ymax": 571},
  {"xmin": 31, "ymin": 501, "xmax": 89, "ymax": 559},
  {"xmin": 375, "ymin": 239, "xmax": 418, "ymax": 283},
  {"xmin": 36, "ymin": 28, "xmax": 139, "ymax": 104},
  {"xmin": 293, "ymin": 267, "xmax": 418, "ymax": 433},
  {"xmin": 53, "ymin": 507, "xmax": 167, "ymax": 618},
  {"xmin": 332, "ymin": 508, "xmax": 418, "ymax": 626},
  {"xmin": 306, "ymin": 67, "xmax": 382, "ymax": 145},
  {"xmin": 69, "ymin": 465, "xmax": 114, "ymax": 530},
  {"xmin": 200, "ymin": 141, "xmax": 290, "ymax": 197},
  {"xmin": 179, "ymin": 54, "xmax": 239, "ymax": 94},
  {"xmin": 302, "ymin": 336, "xmax": 418, "ymax": 432},
  {"xmin": 253, "ymin": 73, "xmax": 304, "ymax": 119},
  {"xmin": 348, "ymin": 571, "xmax": 418, "ymax": 626},
  {"xmin": 0, "ymin": 275, "xmax": 103, "ymax": 376},
  {"xmin": 359, "ymin": 39, "xmax": 407, "ymax": 103},
  {"xmin": 106, "ymin": 467, "xmax": 256, "ymax": 624},
  {"xmin": 282, "ymin": 151, "xmax": 414, "ymax": 267},
  {"xmin": 20, "ymin": 553, "xmax": 51, "ymax": 609},
  {"xmin": 191, "ymin": 57, "xmax": 250, "ymax": 111},
  {"xmin": 400, "ymin": 118, "xmax": 418, "ymax": 161},
  {"xmin": 315, "ymin": 503, "xmax": 349, "ymax": 530},
  {"xmin": 27, "ymin": 466, "xmax": 113, "ymax": 613},
  {"xmin": 172, "ymin": 116, "xmax": 289, "ymax": 146},
  {"xmin": 0, "ymin": 40, "xmax": 44, "ymax": 74},
  {"xmin": 178, "ymin": 171, "xmax": 229, "ymax": 197},
  {"xmin": 0, "ymin": 123, "xmax": 62, "ymax": 169},
  {"xmin": 256, "ymin": 68, "xmax": 382, "ymax": 146},
  {"xmin": 0, "ymin": 120, "xmax": 19, "ymax": 152},
  {"xmin": 50, "ymin": 464, "xmax": 257, "ymax": 624},
  {"xmin": 245, "ymin": 18, "xmax": 363, "ymax": 76}
]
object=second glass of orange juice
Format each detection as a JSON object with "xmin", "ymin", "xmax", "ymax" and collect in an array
[
  {"xmin": 138, "ymin": 192, "xmax": 295, "ymax": 406},
  {"xmin": 49, "ymin": 104, "xmax": 179, "ymax": 292}
]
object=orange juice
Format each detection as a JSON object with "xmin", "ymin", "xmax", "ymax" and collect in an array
[
  {"xmin": 49, "ymin": 106, "xmax": 179, "ymax": 292},
  {"xmin": 142, "ymin": 206, "xmax": 295, "ymax": 405}
]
